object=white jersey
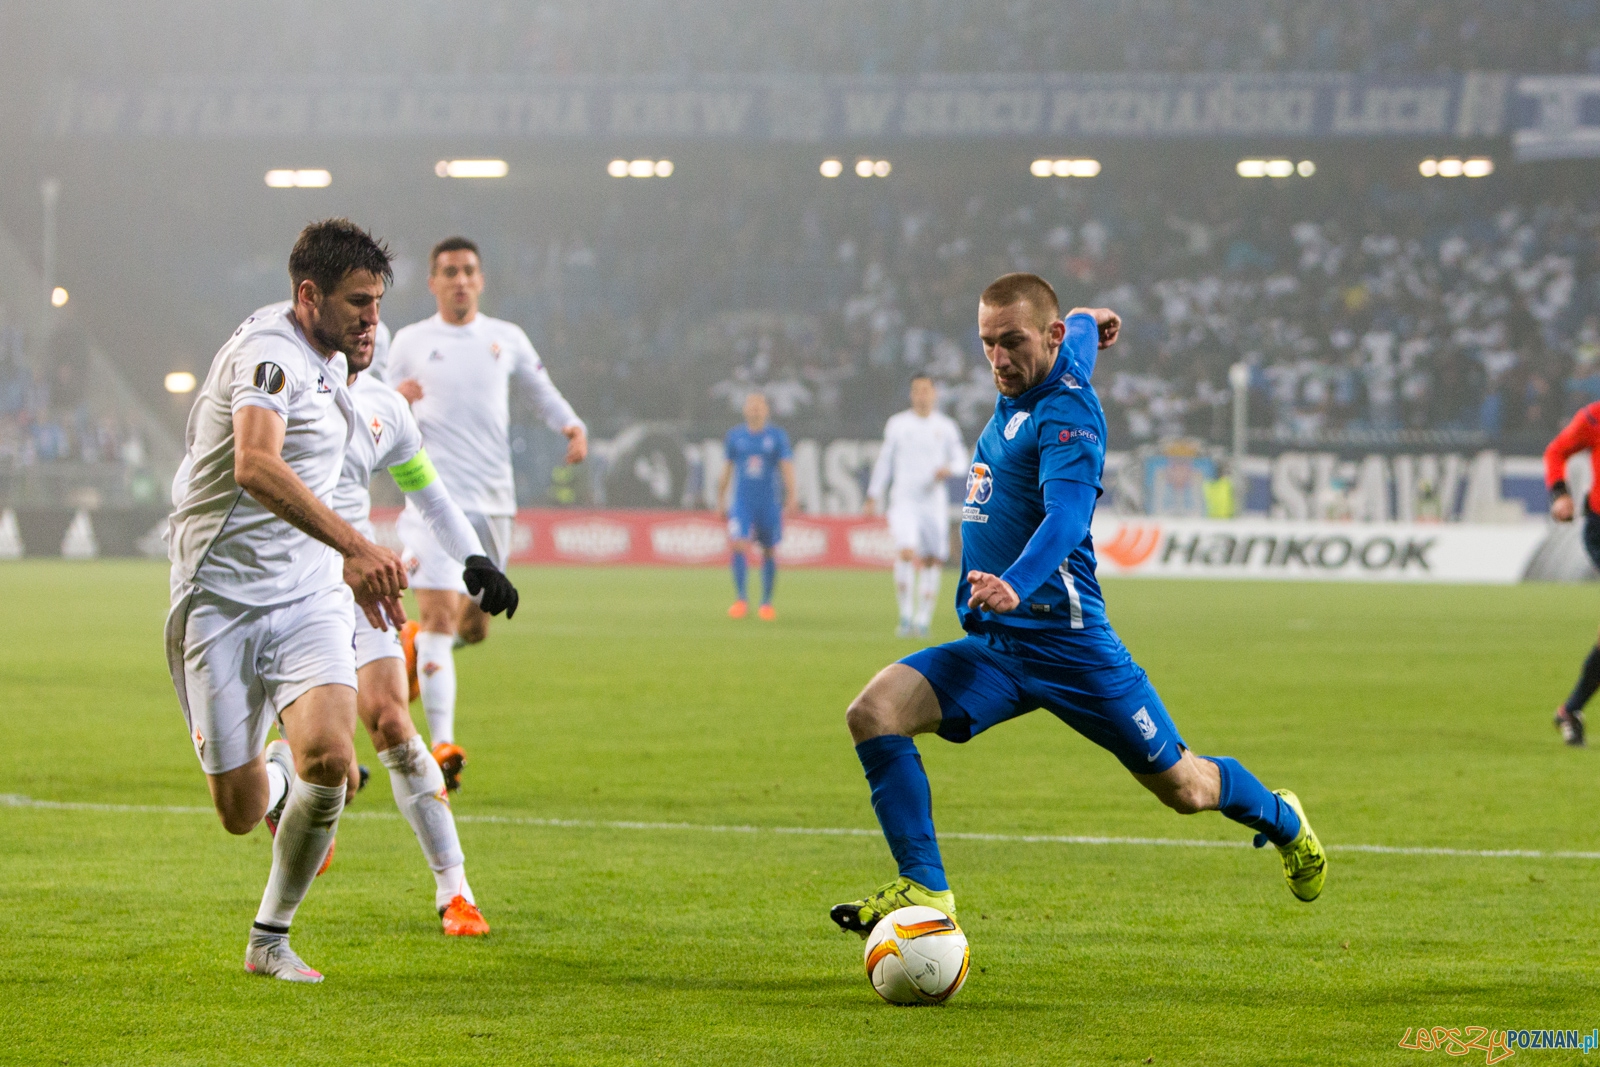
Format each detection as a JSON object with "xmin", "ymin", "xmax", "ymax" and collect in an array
[
  {"xmin": 867, "ymin": 409, "xmax": 966, "ymax": 511},
  {"xmin": 169, "ymin": 305, "xmax": 354, "ymax": 607},
  {"xmin": 385, "ymin": 312, "xmax": 583, "ymax": 516},
  {"xmin": 333, "ymin": 373, "xmax": 425, "ymax": 540}
]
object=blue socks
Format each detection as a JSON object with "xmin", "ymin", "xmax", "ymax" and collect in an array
[
  {"xmin": 760, "ymin": 554, "xmax": 776, "ymax": 605},
  {"xmin": 855, "ymin": 736, "xmax": 948, "ymax": 892},
  {"xmin": 731, "ymin": 552, "xmax": 748, "ymax": 600},
  {"xmin": 1204, "ymin": 756, "xmax": 1301, "ymax": 848}
]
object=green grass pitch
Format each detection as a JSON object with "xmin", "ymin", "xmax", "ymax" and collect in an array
[{"xmin": 1, "ymin": 561, "xmax": 1596, "ymax": 1065}]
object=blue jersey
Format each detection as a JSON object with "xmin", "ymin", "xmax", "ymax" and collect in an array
[
  {"xmin": 725, "ymin": 423, "xmax": 792, "ymax": 510},
  {"xmin": 956, "ymin": 313, "xmax": 1108, "ymax": 635}
]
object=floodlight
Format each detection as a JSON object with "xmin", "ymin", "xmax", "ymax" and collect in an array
[
  {"xmin": 1030, "ymin": 159, "xmax": 1053, "ymax": 177},
  {"xmin": 1264, "ymin": 159, "xmax": 1294, "ymax": 178},
  {"xmin": 855, "ymin": 159, "xmax": 874, "ymax": 177},
  {"xmin": 164, "ymin": 371, "xmax": 196, "ymax": 394},
  {"xmin": 1297, "ymin": 160, "xmax": 1316, "ymax": 177},
  {"xmin": 607, "ymin": 159, "xmax": 629, "ymax": 177},
  {"xmin": 654, "ymin": 159, "xmax": 674, "ymax": 177},
  {"xmin": 1437, "ymin": 158, "xmax": 1463, "ymax": 177},
  {"xmin": 437, "ymin": 159, "xmax": 509, "ymax": 179},
  {"xmin": 821, "ymin": 159, "xmax": 844, "ymax": 177},
  {"xmin": 1462, "ymin": 158, "xmax": 1493, "ymax": 178},
  {"xmin": 1419, "ymin": 159, "xmax": 1440, "ymax": 176},
  {"xmin": 1237, "ymin": 160, "xmax": 1267, "ymax": 178},
  {"xmin": 872, "ymin": 160, "xmax": 891, "ymax": 176},
  {"xmin": 50, "ymin": 287, "xmax": 68, "ymax": 307}
]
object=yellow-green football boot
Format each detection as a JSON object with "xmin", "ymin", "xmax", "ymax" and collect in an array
[
  {"xmin": 830, "ymin": 876, "xmax": 956, "ymax": 937},
  {"xmin": 1268, "ymin": 789, "xmax": 1326, "ymax": 902}
]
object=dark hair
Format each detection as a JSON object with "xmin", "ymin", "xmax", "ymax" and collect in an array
[
  {"xmin": 289, "ymin": 218, "xmax": 393, "ymax": 298},
  {"xmin": 910, "ymin": 373, "xmax": 935, "ymax": 385},
  {"xmin": 980, "ymin": 272, "xmax": 1060, "ymax": 327},
  {"xmin": 430, "ymin": 236, "xmax": 481, "ymax": 268}
]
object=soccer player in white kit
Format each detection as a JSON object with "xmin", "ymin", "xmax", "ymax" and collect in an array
[
  {"xmin": 387, "ymin": 236, "xmax": 588, "ymax": 790},
  {"xmin": 865, "ymin": 375, "xmax": 967, "ymax": 638},
  {"xmin": 334, "ymin": 328, "xmax": 519, "ymax": 936},
  {"xmin": 166, "ymin": 219, "xmax": 408, "ymax": 983}
]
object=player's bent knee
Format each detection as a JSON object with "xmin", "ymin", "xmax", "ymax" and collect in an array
[
  {"xmin": 295, "ymin": 747, "xmax": 353, "ymax": 788},
  {"xmin": 368, "ymin": 705, "xmax": 416, "ymax": 751},
  {"xmin": 217, "ymin": 808, "xmax": 260, "ymax": 836}
]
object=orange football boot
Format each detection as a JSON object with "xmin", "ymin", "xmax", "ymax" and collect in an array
[
  {"xmin": 727, "ymin": 600, "xmax": 749, "ymax": 619},
  {"xmin": 432, "ymin": 741, "xmax": 466, "ymax": 792},
  {"xmin": 757, "ymin": 603, "xmax": 777, "ymax": 621},
  {"xmin": 400, "ymin": 620, "xmax": 421, "ymax": 703},
  {"xmin": 440, "ymin": 896, "xmax": 490, "ymax": 937},
  {"xmin": 317, "ymin": 838, "xmax": 336, "ymax": 876}
]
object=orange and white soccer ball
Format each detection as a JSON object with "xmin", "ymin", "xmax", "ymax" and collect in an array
[{"xmin": 863, "ymin": 905, "xmax": 970, "ymax": 1005}]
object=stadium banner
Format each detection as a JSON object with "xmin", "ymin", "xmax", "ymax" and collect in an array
[
  {"xmin": 370, "ymin": 507, "xmax": 899, "ymax": 568},
  {"xmin": 1091, "ymin": 517, "xmax": 1549, "ymax": 584},
  {"xmin": 1513, "ymin": 75, "xmax": 1600, "ymax": 161},
  {"xmin": 43, "ymin": 72, "xmax": 1509, "ymax": 142}
]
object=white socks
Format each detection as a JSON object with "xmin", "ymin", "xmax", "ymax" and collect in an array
[
  {"xmin": 377, "ymin": 736, "xmax": 472, "ymax": 910},
  {"xmin": 255, "ymin": 777, "xmax": 344, "ymax": 929},
  {"xmin": 893, "ymin": 559, "xmax": 916, "ymax": 622},
  {"xmin": 415, "ymin": 631, "xmax": 457, "ymax": 747},
  {"xmin": 915, "ymin": 564, "xmax": 942, "ymax": 629},
  {"xmin": 264, "ymin": 759, "xmax": 289, "ymax": 814}
]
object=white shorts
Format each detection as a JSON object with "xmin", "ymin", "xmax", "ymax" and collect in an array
[
  {"xmin": 165, "ymin": 582, "xmax": 357, "ymax": 776},
  {"xmin": 353, "ymin": 602, "xmax": 404, "ymax": 669},
  {"xmin": 888, "ymin": 503, "xmax": 951, "ymax": 562},
  {"xmin": 398, "ymin": 506, "xmax": 512, "ymax": 593}
]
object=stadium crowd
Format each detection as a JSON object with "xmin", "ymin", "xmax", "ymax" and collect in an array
[
  {"xmin": 0, "ymin": 327, "xmax": 149, "ymax": 470},
  {"xmin": 39, "ymin": 0, "xmax": 1600, "ymax": 80},
  {"xmin": 469, "ymin": 166, "xmax": 1593, "ymax": 454}
]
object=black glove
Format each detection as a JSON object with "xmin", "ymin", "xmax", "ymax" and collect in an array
[{"xmin": 462, "ymin": 555, "xmax": 519, "ymax": 618}]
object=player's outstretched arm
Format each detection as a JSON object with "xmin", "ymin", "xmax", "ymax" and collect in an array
[
  {"xmin": 1545, "ymin": 406, "xmax": 1595, "ymax": 522},
  {"xmin": 512, "ymin": 339, "xmax": 587, "ymax": 463},
  {"xmin": 781, "ymin": 458, "xmax": 799, "ymax": 515},
  {"xmin": 234, "ymin": 406, "xmax": 407, "ymax": 628},
  {"xmin": 387, "ymin": 450, "xmax": 519, "ymax": 618},
  {"xmin": 1066, "ymin": 307, "xmax": 1121, "ymax": 349},
  {"xmin": 968, "ymin": 480, "xmax": 1097, "ymax": 615}
]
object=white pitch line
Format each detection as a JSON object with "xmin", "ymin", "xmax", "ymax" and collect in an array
[{"xmin": 5, "ymin": 792, "xmax": 1600, "ymax": 861}]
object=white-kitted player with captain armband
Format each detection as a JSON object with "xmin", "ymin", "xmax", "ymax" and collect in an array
[
  {"xmin": 866, "ymin": 375, "xmax": 967, "ymax": 638},
  {"xmin": 386, "ymin": 235, "xmax": 587, "ymax": 792},
  {"xmin": 331, "ymin": 322, "xmax": 518, "ymax": 938},
  {"xmin": 165, "ymin": 218, "xmax": 409, "ymax": 984}
]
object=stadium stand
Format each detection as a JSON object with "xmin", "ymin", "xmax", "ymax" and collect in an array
[{"xmin": 26, "ymin": 0, "xmax": 1600, "ymax": 77}]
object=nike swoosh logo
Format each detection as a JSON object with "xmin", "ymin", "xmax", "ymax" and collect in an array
[{"xmin": 1146, "ymin": 743, "xmax": 1167, "ymax": 763}]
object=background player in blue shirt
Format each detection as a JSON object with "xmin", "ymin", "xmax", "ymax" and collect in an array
[
  {"xmin": 830, "ymin": 273, "xmax": 1326, "ymax": 936},
  {"xmin": 717, "ymin": 392, "xmax": 796, "ymax": 620}
]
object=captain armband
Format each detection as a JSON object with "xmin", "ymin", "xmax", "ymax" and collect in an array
[{"xmin": 388, "ymin": 449, "xmax": 439, "ymax": 493}]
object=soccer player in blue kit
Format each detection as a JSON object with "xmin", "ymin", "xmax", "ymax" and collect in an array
[
  {"xmin": 717, "ymin": 391, "xmax": 797, "ymax": 620},
  {"xmin": 830, "ymin": 274, "xmax": 1326, "ymax": 935}
]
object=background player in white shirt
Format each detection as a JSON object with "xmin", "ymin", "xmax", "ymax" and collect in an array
[
  {"xmin": 865, "ymin": 375, "xmax": 967, "ymax": 637},
  {"xmin": 335, "ymin": 332, "xmax": 518, "ymax": 937},
  {"xmin": 166, "ymin": 219, "xmax": 408, "ymax": 982},
  {"xmin": 387, "ymin": 236, "xmax": 588, "ymax": 789}
]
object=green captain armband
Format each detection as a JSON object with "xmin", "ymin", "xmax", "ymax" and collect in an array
[{"xmin": 388, "ymin": 449, "xmax": 438, "ymax": 493}]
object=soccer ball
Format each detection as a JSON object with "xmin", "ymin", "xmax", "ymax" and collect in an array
[{"xmin": 863, "ymin": 905, "xmax": 970, "ymax": 1005}]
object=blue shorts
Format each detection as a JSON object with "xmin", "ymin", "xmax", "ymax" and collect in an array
[
  {"xmin": 900, "ymin": 626, "xmax": 1186, "ymax": 774},
  {"xmin": 728, "ymin": 502, "xmax": 782, "ymax": 548}
]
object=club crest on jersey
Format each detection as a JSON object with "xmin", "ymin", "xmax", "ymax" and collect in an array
[
  {"xmin": 490, "ymin": 343, "xmax": 502, "ymax": 360},
  {"xmin": 1003, "ymin": 411, "xmax": 1031, "ymax": 440},
  {"xmin": 368, "ymin": 416, "xmax": 384, "ymax": 445},
  {"xmin": 965, "ymin": 462, "xmax": 993, "ymax": 505},
  {"xmin": 252, "ymin": 362, "xmax": 286, "ymax": 394},
  {"xmin": 1132, "ymin": 707, "xmax": 1158, "ymax": 741}
]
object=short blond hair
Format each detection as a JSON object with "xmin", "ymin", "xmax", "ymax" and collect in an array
[{"xmin": 980, "ymin": 272, "xmax": 1060, "ymax": 328}]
